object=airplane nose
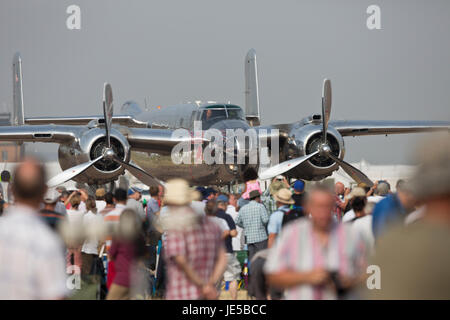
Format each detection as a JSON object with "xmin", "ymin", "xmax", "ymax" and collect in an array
[{"xmin": 209, "ymin": 120, "xmax": 253, "ymax": 160}]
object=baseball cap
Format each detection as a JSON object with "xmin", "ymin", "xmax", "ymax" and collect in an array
[
  {"xmin": 217, "ymin": 195, "xmax": 229, "ymax": 203},
  {"xmin": 128, "ymin": 186, "xmax": 143, "ymax": 196},
  {"xmin": 43, "ymin": 188, "xmax": 60, "ymax": 204},
  {"xmin": 293, "ymin": 180, "xmax": 305, "ymax": 192},
  {"xmin": 204, "ymin": 187, "xmax": 217, "ymax": 199}
]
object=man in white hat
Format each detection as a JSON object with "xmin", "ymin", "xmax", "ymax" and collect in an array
[
  {"xmin": 162, "ymin": 179, "xmax": 227, "ymax": 300},
  {"xmin": 267, "ymin": 188, "xmax": 295, "ymax": 249}
]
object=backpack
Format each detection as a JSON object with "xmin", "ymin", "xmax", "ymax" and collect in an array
[{"xmin": 281, "ymin": 205, "xmax": 304, "ymax": 228}]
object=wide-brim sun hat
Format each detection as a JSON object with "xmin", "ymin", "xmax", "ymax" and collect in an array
[
  {"xmin": 163, "ymin": 179, "xmax": 197, "ymax": 205},
  {"xmin": 273, "ymin": 188, "xmax": 295, "ymax": 205},
  {"xmin": 269, "ymin": 180, "xmax": 284, "ymax": 196},
  {"xmin": 346, "ymin": 187, "xmax": 366, "ymax": 200}
]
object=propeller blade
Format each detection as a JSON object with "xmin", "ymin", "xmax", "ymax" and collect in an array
[
  {"xmin": 112, "ymin": 156, "xmax": 163, "ymax": 187},
  {"xmin": 327, "ymin": 153, "xmax": 374, "ymax": 187},
  {"xmin": 103, "ymin": 83, "xmax": 114, "ymax": 148},
  {"xmin": 259, "ymin": 151, "xmax": 319, "ymax": 180},
  {"xmin": 47, "ymin": 155, "xmax": 103, "ymax": 187},
  {"xmin": 322, "ymin": 78, "xmax": 332, "ymax": 144}
]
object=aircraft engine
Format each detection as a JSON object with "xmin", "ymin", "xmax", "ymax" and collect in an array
[
  {"xmin": 49, "ymin": 83, "xmax": 160, "ymax": 188},
  {"xmin": 57, "ymin": 127, "xmax": 131, "ymax": 186},
  {"xmin": 282, "ymin": 123, "xmax": 345, "ymax": 181}
]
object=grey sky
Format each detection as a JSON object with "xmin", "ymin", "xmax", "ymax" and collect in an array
[{"xmin": 1, "ymin": 0, "xmax": 449, "ymax": 164}]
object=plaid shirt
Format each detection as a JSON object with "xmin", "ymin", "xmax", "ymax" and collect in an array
[
  {"xmin": 236, "ymin": 200, "xmax": 269, "ymax": 244},
  {"xmin": 262, "ymin": 195, "xmax": 277, "ymax": 215},
  {"xmin": 0, "ymin": 205, "xmax": 68, "ymax": 299},
  {"xmin": 164, "ymin": 215, "xmax": 223, "ymax": 300}
]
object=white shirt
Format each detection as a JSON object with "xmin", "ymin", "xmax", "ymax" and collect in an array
[
  {"xmin": 78, "ymin": 201, "xmax": 86, "ymax": 213},
  {"xmin": 351, "ymin": 215, "xmax": 375, "ymax": 254},
  {"xmin": 95, "ymin": 200, "xmax": 106, "ymax": 213},
  {"xmin": 0, "ymin": 204, "xmax": 68, "ymax": 299},
  {"xmin": 81, "ymin": 210, "xmax": 102, "ymax": 255},
  {"xmin": 209, "ymin": 216, "xmax": 229, "ymax": 233},
  {"xmin": 342, "ymin": 209, "xmax": 355, "ymax": 222},
  {"xmin": 367, "ymin": 195, "xmax": 385, "ymax": 203},
  {"xmin": 190, "ymin": 200, "xmax": 206, "ymax": 216},
  {"xmin": 66, "ymin": 208, "xmax": 85, "ymax": 226},
  {"xmin": 104, "ymin": 203, "xmax": 127, "ymax": 219},
  {"xmin": 226, "ymin": 204, "xmax": 243, "ymax": 251}
]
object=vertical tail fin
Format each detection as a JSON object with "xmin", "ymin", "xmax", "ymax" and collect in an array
[
  {"xmin": 244, "ymin": 49, "xmax": 260, "ymax": 126},
  {"xmin": 12, "ymin": 52, "xmax": 24, "ymax": 126},
  {"xmin": 12, "ymin": 52, "xmax": 25, "ymax": 160}
]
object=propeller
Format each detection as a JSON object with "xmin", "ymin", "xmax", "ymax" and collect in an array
[
  {"xmin": 259, "ymin": 79, "xmax": 374, "ymax": 187},
  {"xmin": 326, "ymin": 153, "xmax": 374, "ymax": 186},
  {"xmin": 47, "ymin": 83, "xmax": 162, "ymax": 188},
  {"xmin": 103, "ymin": 83, "xmax": 113, "ymax": 148},
  {"xmin": 259, "ymin": 151, "xmax": 319, "ymax": 180},
  {"xmin": 322, "ymin": 79, "xmax": 332, "ymax": 144}
]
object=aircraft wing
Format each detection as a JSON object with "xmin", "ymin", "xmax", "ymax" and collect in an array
[
  {"xmin": 25, "ymin": 115, "xmax": 148, "ymax": 128},
  {"xmin": 0, "ymin": 125, "xmax": 82, "ymax": 143},
  {"xmin": 0, "ymin": 125, "xmax": 206, "ymax": 155},
  {"xmin": 329, "ymin": 120, "xmax": 450, "ymax": 137}
]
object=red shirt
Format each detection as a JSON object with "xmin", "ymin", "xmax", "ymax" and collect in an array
[{"xmin": 109, "ymin": 240, "xmax": 137, "ymax": 288}]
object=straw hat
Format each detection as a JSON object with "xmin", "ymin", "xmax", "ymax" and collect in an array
[
  {"xmin": 346, "ymin": 187, "xmax": 366, "ymax": 200},
  {"xmin": 269, "ymin": 180, "xmax": 284, "ymax": 196},
  {"xmin": 273, "ymin": 188, "xmax": 295, "ymax": 205},
  {"xmin": 163, "ymin": 179, "xmax": 196, "ymax": 205},
  {"xmin": 95, "ymin": 188, "xmax": 106, "ymax": 198}
]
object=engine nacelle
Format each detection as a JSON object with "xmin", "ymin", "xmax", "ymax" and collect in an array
[
  {"xmin": 282, "ymin": 123, "xmax": 345, "ymax": 180},
  {"xmin": 58, "ymin": 127, "xmax": 131, "ymax": 185}
]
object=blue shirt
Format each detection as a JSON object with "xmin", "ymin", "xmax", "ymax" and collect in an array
[
  {"xmin": 372, "ymin": 194, "xmax": 406, "ymax": 240},
  {"xmin": 267, "ymin": 205, "xmax": 290, "ymax": 235},
  {"xmin": 146, "ymin": 198, "xmax": 160, "ymax": 232}
]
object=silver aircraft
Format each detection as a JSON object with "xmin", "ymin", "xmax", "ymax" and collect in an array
[{"xmin": 1, "ymin": 50, "xmax": 449, "ymax": 188}]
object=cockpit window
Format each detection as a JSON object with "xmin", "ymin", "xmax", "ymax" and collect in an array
[
  {"xmin": 199, "ymin": 104, "xmax": 245, "ymax": 123},
  {"xmin": 226, "ymin": 107, "xmax": 244, "ymax": 120},
  {"xmin": 201, "ymin": 108, "xmax": 227, "ymax": 122}
]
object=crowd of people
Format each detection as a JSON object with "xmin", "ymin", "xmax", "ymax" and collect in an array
[{"xmin": 0, "ymin": 136, "xmax": 449, "ymax": 300}]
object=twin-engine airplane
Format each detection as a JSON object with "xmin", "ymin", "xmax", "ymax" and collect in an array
[{"xmin": 1, "ymin": 50, "xmax": 449, "ymax": 188}]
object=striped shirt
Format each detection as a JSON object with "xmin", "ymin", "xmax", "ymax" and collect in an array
[
  {"xmin": 264, "ymin": 218, "xmax": 367, "ymax": 300},
  {"xmin": 104, "ymin": 203, "xmax": 126, "ymax": 252},
  {"xmin": 236, "ymin": 200, "xmax": 269, "ymax": 244}
]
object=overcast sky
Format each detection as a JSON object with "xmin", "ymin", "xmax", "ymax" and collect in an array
[{"xmin": 0, "ymin": 0, "xmax": 449, "ymax": 164}]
